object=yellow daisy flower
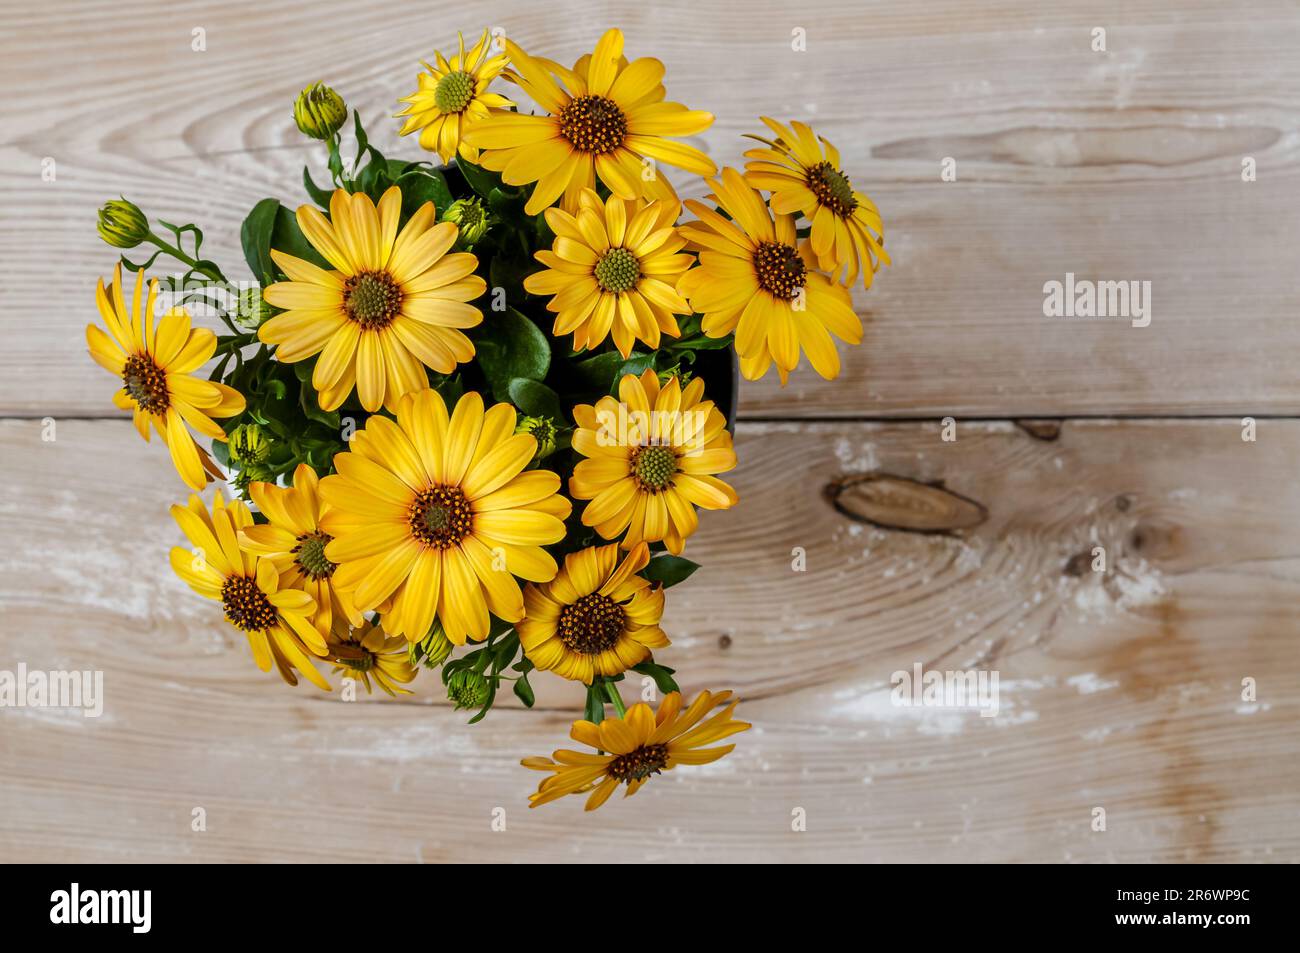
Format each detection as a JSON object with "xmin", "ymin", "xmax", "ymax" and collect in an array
[
  {"xmin": 522, "ymin": 188, "xmax": 693, "ymax": 357},
  {"xmin": 86, "ymin": 265, "xmax": 244, "ymax": 490},
  {"xmin": 569, "ymin": 371, "xmax": 737, "ymax": 555},
  {"xmin": 462, "ymin": 28, "xmax": 716, "ymax": 215},
  {"xmin": 260, "ymin": 186, "xmax": 487, "ymax": 413},
  {"xmin": 395, "ymin": 30, "xmax": 514, "ymax": 164},
  {"xmin": 318, "ymin": 388, "xmax": 572, "ymax": 645},
  {"xmin": 522, "ymin": 689, "xmax": 750, "ymax": 810},
  {"xmin": 238, "ymin": 463, "xmax": 362, "ymax": 642},
  {"xmin": 330, "ymin": 619, "xmax": 418, "ymax": 696},
  {"xmin": 169, "ymin": 493, "xmax": 330, "ymax": 691},
  {"xmin": 676, "ymin": 167, "xmax": 862, "ymax": 384},
  {"xmin": 743, "ymin": 117, "xmax": 889, "ymax": 289},
  {"xmin": 519, "ymin": 541, "xmax": 668, "ymax": 684}
]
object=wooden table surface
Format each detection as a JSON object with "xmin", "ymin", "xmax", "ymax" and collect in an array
[{"xmin": 2, "ymin": 0, "xmax": 1298, "ymax": 862}]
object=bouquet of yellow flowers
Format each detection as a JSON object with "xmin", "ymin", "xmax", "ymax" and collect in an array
[{"xmin": 87, "ymin": 28, "xmax": 887, "ymax": 811}]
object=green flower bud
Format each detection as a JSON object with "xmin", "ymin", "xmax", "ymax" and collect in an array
[
  {"xmin": 446, "ymin": 669, "xmax": 490, "ymax": 710},
  {"xmin": 410, "ymin": 621, "xmax": 454, "ymax": 670},
  {"xmin": 97, "ymin": 198, "xmax": 150, "ymax": 249},
  {"xmin": 657, "ymin": 364, "xmax": 692, "ymax": 388},
  {"xmin": 229, "ymin": 422, "xmax": 271, "ymax": 466},
  {"xmin": 232, "ymin": 286, "xmax": 278, "ymax": 330},
  {"xmin": 294, "ymin": 82, "xmax": 347, "ymax": 140},
  {"xmin": 515, "ymin": 415, "xmax": 558, "ymax": 462},
  {"xmin": 441, "ymin": 197, "xmax": 490, "ymax": 248}
]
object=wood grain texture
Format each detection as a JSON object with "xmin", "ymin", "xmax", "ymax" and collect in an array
[
  {"xmin": 3, "ymin": 0, "xmax": 1300, "ymax": 417},
  {"xmin": 1, "ymin": 418, "xmax": 1296, "ymax": 862}
]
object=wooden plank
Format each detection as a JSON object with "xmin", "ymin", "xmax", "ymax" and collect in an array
[
  {"xmin": 3, "ymin": 0, "xmax": 1300, "ymax": 417},
  {"xmin": 1, "ymin": 417, "xmax": 1296, "ymax": 861}
]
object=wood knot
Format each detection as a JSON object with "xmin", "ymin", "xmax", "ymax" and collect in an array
[{"xmin": 823, "ymin": 473, "xmax": 988, "ymax": 535}]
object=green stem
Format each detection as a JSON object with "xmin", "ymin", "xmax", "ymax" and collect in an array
[
  {"xmin": 603, "ymin": 680, "xmax": 627, "ymax": 718},
  {"xmin": 144, "ymin": 232, "xmax": 225, "ymax": 282}
]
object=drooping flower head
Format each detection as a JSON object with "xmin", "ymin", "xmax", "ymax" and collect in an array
[
  {"xmin": 330, "ymin": 620, "xmax": 418, "ymax": 696},
  {"xmin": 87, "ymin": 264, "xmax": 244, "ymax": 490},
  {"xmin": 169, "ymin": 494, "xmax": 329, "ymax": 690},
  {"xmin": 677, "ymin": 167, "xmax": 862, "ymax": 384},
  {"xmin": 238, "ymin": 463, "xmax": 362, "ymax": 642},
  {"xmin": 396, "ymin": 30, "xmax": 514, "ymax": 163},
  {"xmin": 523, "ymin": 188, "xmax": 693, "ymax": 357},
  {"xmin": 519, "ymin": 542, "xmax": 668, "ymax": 684},
  {"xmin": 743, "ymin": 117, "xmax": 889, "ymax": 289},
  {"xmin": 260, "ymin": 186, "xmax": 486, "ymax": 412},
  {"xmin": 523, "ymin": 689, "xmax": 750, "ymax": 810},
  {"xmin": 319, "ymin": 389, "xmax": 572, "ymax": 645},
  {"xmin": 570, "ymin": 371, "xmax": 737, "ymax": 554},
  {"xmin": 463, "ymin": 28, "xmax": 716, "ymax": 214}
]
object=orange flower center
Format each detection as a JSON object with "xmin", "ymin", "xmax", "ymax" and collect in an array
[
  {"xmin": 344, "ymin": 270, "xmax": 403, "ymax": 329},
  {"xmin": 122, "ymin": 352, "xmax": 170, "ymax": 414},
  {"xmin": 558, "ymin": 95, "xmax": 627, "ymax": 155},
  {"xmin": 221, "ymin": 575, "xmax": 278, "ymax": 632},
  {"xmin": 753, "ymin": 242, "xmax": 806, "ymax": 301},
  {"xmin": 807, "ymin": 160, "xmax": 858, "ymax": 217},
  {"xmin": 409, "ymin": 485, "xmax": 474, "ymax": 548},
  {"xmin": 558, "ymin": 593, "xmax": 626, "ymax": 654},
  {"xmin": 607, "ymin": 743, "xmax": 669, "ymax": 782}
]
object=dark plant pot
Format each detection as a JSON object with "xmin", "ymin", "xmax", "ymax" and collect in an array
[{"xmin": 692, "ymin": 346, "xmax": 740, "ymax": 435}]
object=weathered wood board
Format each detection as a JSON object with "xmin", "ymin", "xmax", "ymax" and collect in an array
[{"xmin": 1, "ymin": 418, "xmax": 1294, "ymax": 862}]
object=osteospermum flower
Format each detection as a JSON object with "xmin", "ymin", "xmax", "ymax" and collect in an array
[
  {"xmin": 462, "ymin": 28, "xmax": 716, "ymax": 214},
  {"xmin": 319, "ymin": 389, "xmax": 572, "ymax": 644},
  {"xmin": 169, "ymin": 494, "xmax": 330, "ymax": 690},
  {"xmin": 523, "ymin": 689, "xmax": 750, "ymax": 810},
  {"xmin": 86, "ymin": 265, "xmax": 244, "ymax": 490},
  {"xmin": 330, "ymin": 620, "xmax": 417, "ymax": 696},
  {"xmin": 238, "ymin": 463, "xmax": 362, "ymax": 641},
  {"xmin": 523, "ymin": 188, "xmax": 693, "ymax": 357},
  {"xmin": 743, "ymin": 117, "xmax": 889, "ymax": 289},
  {"xmin": 677, "ymin": 168, "xmax": 862, "ymax": 384},
  {"xmin": 395, "ymin": 30, "xmax": 514, "ymax": 163},
  {"xmin": 570, "ymin": 371, "xmax": 737, "ymax": 554},
  {"xmin": 260, "ymin": 186, "xmax": 486, "ymax": 413},
  {"xmin": 519, "ymin": 542, "xmax": 668, "ymax": 683}
]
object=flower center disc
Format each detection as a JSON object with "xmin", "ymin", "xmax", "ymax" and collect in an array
[
  {"xmin": 558, "ymin": 95, "xmax": 628, "ymax": 155},
  {"xmin": 434, "ymin": 70, "xmax": 476, "ymax": 113},
  {"xmin": 808, "ymin": 161, "xmax": 858, "ymax": 217},
  {"xmin": 558, "ymin": 593, "xmax": 626, "ymax": 654},
  {"xmin": 753, "ymin": 242, "xmax": 807, "ymax": 301},
  {"xmin": 294, "ymin": 531, "xmax": 336, "ymax": 580},
  {"xmin": 594, "ymin": 247, "xmax": 640, "ymax": 293},
  {"xmin": 344, "ymin": 270, "xmax": 403, "ymax": 329},
  {"xmin": 220, "ymin": 575, "xmax": 278, "ymax": 632},
  {"xmin": 121, "ymin": 352, "xmax": 169, "ymax": 414},
  {"xmin": 631, "ymin": 444, "xmax": 677, "ymax": 492},
  {"xmin": 409, "ymin": 486, "xmax": 473, "ymax": 549},
  {"xmin": 607, "ymin": 743, "xmax": 669, "ymax": 782}
]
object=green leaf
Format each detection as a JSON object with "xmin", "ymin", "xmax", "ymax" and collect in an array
[
  {"xmin": 506, "ymin": 377, "xmax": 561, "ymax": 419},
  {"xmin": 474, "ymin": 309, "xmax": 550, "ymax": 402},
  {"xmin": 513, "ymin": 671, "xmax": 535, "ymax": 708},
  {"xmin": 395, "ymin": 168, "xmax": 455, "ymax": 221},
  {"xmin": 302, "ymin": 167, "xmax": 333, "ymax": 208},
  {"xmin": 572, "ymin": 350, "xmax": 624, "ymax": 390},
  {"xmin": 271, "ymin": 205, "xmax": 329, "ymax": 270},
  {"xmin": 617, "ymin": 351, "xmax": 657, "ymax": 382},
  {"xmin": 631, "ymin": 660, "xmax": 680, "ymax": 695},
  {"xmin": 240, "ymin": 198, "xmax": 280, "ymax": 283},
  {"xmin": 454, "ymin": 156, "xmax": 503, "ymax": 199},
  {"xmin": 670, "ymin": 333, "xmax": 734, "ymax": 351},
  {"xmin": 642, "ymin": 554, "xmax": 700, "ymax": 588}
]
